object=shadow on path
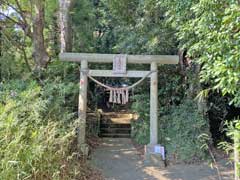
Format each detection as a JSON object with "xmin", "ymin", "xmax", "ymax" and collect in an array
[{"xmin": 90, "ymin": 138, "xmax": 233, "ymax": 180}]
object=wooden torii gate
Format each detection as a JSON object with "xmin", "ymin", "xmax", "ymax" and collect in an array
[{"xmin": 60, "ymin": 53, "xmax": 178, "ymax": 155}]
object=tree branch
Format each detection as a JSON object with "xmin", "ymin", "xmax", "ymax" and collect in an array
[
  {"xmin": 0, "ymin": 0, "xmax": 20, "ymax": 14},
  {"xmin": 14, "ymin": 0, "xmax": 29, "ymax": 25},
  {"xmin": 2, "ymin": 31, "xmax": 33, "ymax": 72},
  {"xmin": 0, "ymin": 12, "xmax": 21, "ymax": 25},
  {"xmin": 0, "ymin": 0, "xmax": 32, "ymax": 38},
  {"xmin": 21, "ymin": 46, "xmax": 32, "ymax": 72}
]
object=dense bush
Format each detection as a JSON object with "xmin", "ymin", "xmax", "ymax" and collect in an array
[
  {"xmin": 0, "ymin": 80, "xmax": 91, "ymax": 180},
  {"xmin": 159, "ymin": 100, "xmax": 210, "ymax": 162},
  {"xmin": 131, "ymin": 94, "xmax": 150, "ymax": 144},
  {"xmin": 131, "ymin": 94, "xmax": 210, "ymax": 162}
]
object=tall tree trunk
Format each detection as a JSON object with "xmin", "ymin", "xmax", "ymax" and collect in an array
[
  {"xmin": 32, "ymin": 0, "xmax": 49, "ymax": 70},
  {"xmin": 59, "ymin": 0, "xmax": 74, "ymax": 52}
]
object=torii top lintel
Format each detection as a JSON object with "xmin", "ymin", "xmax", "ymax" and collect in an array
[{"xmin": 59, "ymin": 53, "xmax": 179, "ymax": 64}]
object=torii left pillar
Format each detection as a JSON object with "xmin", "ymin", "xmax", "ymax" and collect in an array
[
  {"xmin": 78, "ymin": 60, "xmax": 89, "ymax": 155},
  {"xmin": 150, "ymin": 62, "xmax": 158, "ymax": 145}
]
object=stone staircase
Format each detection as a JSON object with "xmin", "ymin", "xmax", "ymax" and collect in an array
[{"xmin": 99, "ymin": 112, "xmax": 132, "ymax": 138}]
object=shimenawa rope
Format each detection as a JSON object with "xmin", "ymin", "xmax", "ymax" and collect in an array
[{"xmin": 80, "ymin": 69, "xmax": 157, "ymax": 104}]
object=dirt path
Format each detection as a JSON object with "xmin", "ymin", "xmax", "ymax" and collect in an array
[{"xmin": 90, "ymin": 138, "xmax": 233, "ymax": 180}]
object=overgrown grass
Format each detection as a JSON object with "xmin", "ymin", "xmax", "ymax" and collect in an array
[{"xmin": 0, "ymin": 80, "xmax": 96, "ymax": 180}]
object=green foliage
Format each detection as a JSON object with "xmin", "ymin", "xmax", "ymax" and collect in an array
[
  {"xmin": 219, "ymin": 120, "xmax": 240, "ymax": 177},
  {"xmin": 0, "ymin": 77, "xmax": 90, "ymax": 180},
  {"xmin": 0, "ymin": 49, "xmax": 21, "ymax": 80},
  {"xmin": 164, "ymin": 0, "xmax": 240, "ymax": 105},
  {"xmin": 72, "ymin": 0, "xmax": 96, "ymax": 52},
  {"xmin": 131, "ymin": 65, "xmax": 184, "ymax": 144},
  {"xmin": 158, "ymin": 65, "xmax": 186, "ymax": 111},
  {"xmin": 3, "ymin": 0, "xmax": 239, "ymax": 170},
  {"xmin": 160, "ymin": 100, "xmax": 210, "ymax": 162},
  {"xmin": 89, "ymin": 0, "xmax": 178, "ymax": 54},
  {"xmin": 130, "ymin": 65, "xmax": 210, "ymax": 162},
  {"xmin": 106, "ymin": 0, "xmax": 139, "ymax": 25},
  {"xmin": 131, "ymin": 94, "xmax": 150, "ymax": 144},
  {"xmin": 0, "ymin": 29, "xmax": 30, "ymax": 80},
  {"xmin": 131, "ymin": 84, "xmax": 210, "ymax": 162},
  {"xmin": 41, "ymin": 61, "xmax": 79, "ymax": 121}
]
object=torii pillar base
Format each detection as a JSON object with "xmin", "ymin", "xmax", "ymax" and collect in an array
[
  {"xmin": 78, "ymin": 143, "xmax": 89, "ymax": 156},
  {"xmin": 144, "ymin": 144, "xmax": 165, "ymax": 167}
]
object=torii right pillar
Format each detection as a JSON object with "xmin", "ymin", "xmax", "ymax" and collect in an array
[{"xmin": 145, "ymin": 62, "xmax": 163, "ymax": 166}]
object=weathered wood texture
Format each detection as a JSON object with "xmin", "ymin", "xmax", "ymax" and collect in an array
[
  {"xmin": 150, "ymin": 62, "xmax": 158, "ymax": 145},
  {"xmin": 60, "ymin": 53, "xmax": 178, "ymax": 64},
  {"xmin": 89, "ymin": 70, "xmax": 151, "ymax": 78}
]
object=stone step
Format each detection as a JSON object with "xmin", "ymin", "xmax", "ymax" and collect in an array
[
  {"xmin": 100, "ymin": 123, "xmax": 131, "ymax": 129},
  {"xmin": 100, "ymin": 127, "xmax": 131, "ymax": 134},
  {"xmin": 99, "ymin": 133, "xmax": 131, "ymax": 138},
  {"xmin": 99, "ymin": 112, "xmax": 132, "ymax": 138}
]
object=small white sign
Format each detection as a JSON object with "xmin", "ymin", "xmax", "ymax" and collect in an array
[
  {"xmin": 113, "ymin": 54, "xmax": 127, "ymax": 74},
  {"xmin": 154, "ymin": 145, "xmax": 161, "ymax": 154},
  {"xmin": 154, "ymin": 145, "xmax": 165, "ymax": 160}
]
